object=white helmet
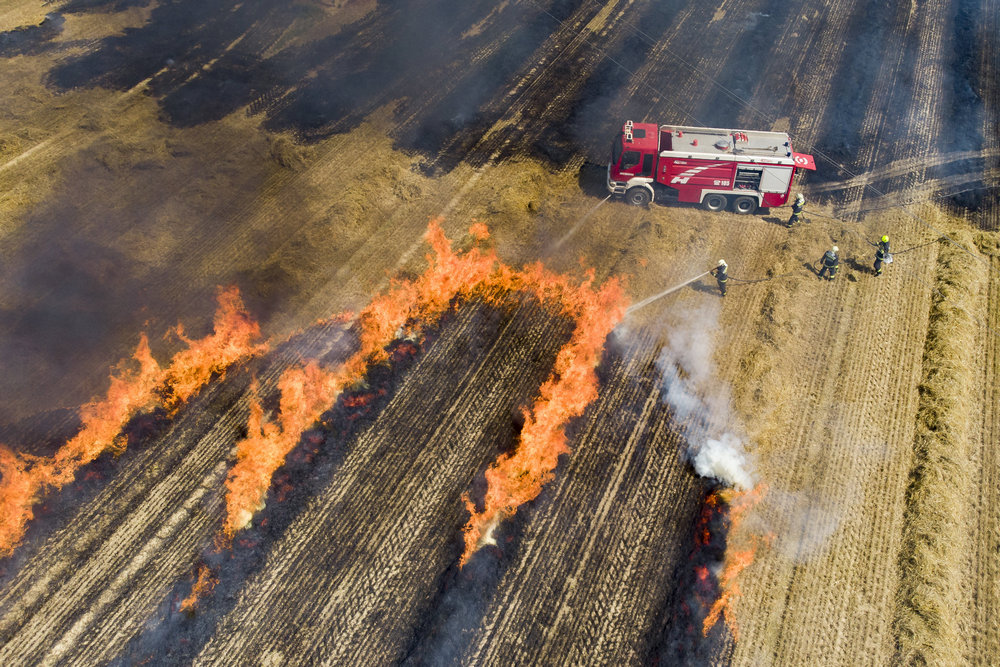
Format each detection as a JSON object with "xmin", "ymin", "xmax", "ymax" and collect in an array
[
  {"xmin": 832, "ymin": 246, "xmax": 839, "ymax": 253},
  {"xmin": 796, "ymin": 193, "xmax": 805, "ymax": 201},
  {"xmin": 718, "ymin": 259, "xmax": 727, "ymax": 267}
]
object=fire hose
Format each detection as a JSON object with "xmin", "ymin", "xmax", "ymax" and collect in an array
[{"xmin": 625, "ymin": 270, "xmax": 712, "ymax": 314}]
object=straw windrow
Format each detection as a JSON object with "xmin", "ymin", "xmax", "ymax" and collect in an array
[{"xmin": 894, "ymin": 230, "xmax": 984, "ymax": 665}]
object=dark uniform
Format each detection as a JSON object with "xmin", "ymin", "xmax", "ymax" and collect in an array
[
  {"xmin": 711, "ymin": 263, "xmax": 728, "ymax": 296},
  {"xmin": 874, "ymin": 237, "xmax": 890, "ymax": 276},
  {"xmin": 818, "ymin": 248, "xmax": 839, "ymax": 280},
  {"xmin": 786, "ymin": 195, "xmax": 805, "ymax": 228}
]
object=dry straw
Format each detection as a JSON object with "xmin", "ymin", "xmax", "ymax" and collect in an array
[{"xmin": 894, "ymin": 230, "xmax": 983, "ymax": 665}]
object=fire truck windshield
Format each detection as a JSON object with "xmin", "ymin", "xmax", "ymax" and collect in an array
[{"xmin": 611, "ymin": 135, "xmax": 624, "ymax": 166}]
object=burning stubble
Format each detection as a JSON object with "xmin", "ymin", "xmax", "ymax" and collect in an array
[
  {"xmin": 212, "ymin": 219, "xmax": 627, "ymax": 568},
  {"xmin": 0, "ymin": 287, "xmax": 265, "ymax": 556},
  {"xmin": 653, "ymin": 301, "xmax": 769, "ymax": 643}
]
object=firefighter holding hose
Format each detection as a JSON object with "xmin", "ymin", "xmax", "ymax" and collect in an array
[
  {"xmin": 818, "ymin": 246, "xmax": 839, "ymax": 281},
  {"xmin": 874, "ymin": 235, "xmax": 891, "ymax": 276},
  {"xmin": 710, "ymin": 259, "xmax": 728, "ymax": 296},
  {"xmin": 786, "ymin": 193, "xmax": 805, "ymax": 228}
]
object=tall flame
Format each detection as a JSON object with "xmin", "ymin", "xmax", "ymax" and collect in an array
[
  {"xmin": 460, "ymin": 267, "xmax": 626, "ymax": 564},
  {"xmin": 163, "ymin": 286, "xmax": 268, "ymax": 407},
  {"xmin": 219, "ymin": 218, "xmax": 627, "ymax": 556},
  {"xmin": 220, "ymin": 219, "xmax": 500, "ymax": 536},
  {"xmin": 0, "ymin": 288, "xmax": 264, "ymax": 556},
  {"xmin": 222, "ymin": 366, "xmax": 343, "ymax": 537},
  {"xmin": 702, "ymin": 483, "xmax": 769, "ymax": 639}
]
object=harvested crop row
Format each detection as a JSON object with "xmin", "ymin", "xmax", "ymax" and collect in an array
[{"xmin": 893, "ymin": 231, "xmax": 985, "ymax": 665}]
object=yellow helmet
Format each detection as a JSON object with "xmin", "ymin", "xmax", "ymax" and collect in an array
[
  {"xmin": 832, "ymin": 246, "xmax": 839, "ymax": 253},
  {"xmin": 881, "ymin": 235, "xmax": 889, "ymax": 242}
]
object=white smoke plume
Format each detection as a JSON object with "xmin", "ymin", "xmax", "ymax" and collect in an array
[{"xmin": 655, "ymin": 301, "xmax": 754, "ymax": 490}]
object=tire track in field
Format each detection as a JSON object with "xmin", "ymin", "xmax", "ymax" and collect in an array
[
  {"xmin": 430, "ymin": 0, "xmax": 637, "ymax": 169},
  {"xmin": 976, "ymin": 0, "xmax": 1000, "ymax": 231},
  {"xmin": 460, "ymin": 331, "xmax": 702, "ymax": 664},
  {"xmin": 0, "ymin": 323, "xmax": 349, "ymax": 663},
  {"xmin": 195, "ymin": 299, "xmax": 573, "ymax": 664}
]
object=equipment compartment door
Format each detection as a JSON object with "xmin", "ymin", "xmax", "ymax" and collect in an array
[{"xmin": 760, "ymin": 166, "xmax": 793, "ymax": 193}]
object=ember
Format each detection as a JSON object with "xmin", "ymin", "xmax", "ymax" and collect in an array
[
  {"xmin": 656, "ymin": 483, "xmax": 768, "ymax": 662},
  {"xmin": 179, "ymin": 564, "xmax": 218, "ymax": 614}
]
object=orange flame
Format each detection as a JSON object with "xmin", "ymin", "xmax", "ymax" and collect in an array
[
  {"xmin": 0, "ymin": 288, "xmax": 264, "ymax": 556},
  {"xmin": 219, "ymin": 218, "xmax": 627, "ymax": 552},
  {"xmin": 179, "ymin": 563, "xmax": 218, "ymax": 614},
  {"xmin": 163, "ymin": 286, "xmax": 267, "ymax": 407},
  {"xmin": 222, "ymin": 365, "xmax": 343, "ymax": 537},
  {"xmin": 220, "ymin": 219, "xmax": 500, "ymax": 536},
  {"xmin": 702, "ymin": 483, "xmax": 770, "ymax": 639},
  {"xmin": 0, "ymin": 336, "xmax": 164, "ymax": 555},
  {"xmin": 460, "ymin": 266, "xmax": 626, "ymax": 564}
]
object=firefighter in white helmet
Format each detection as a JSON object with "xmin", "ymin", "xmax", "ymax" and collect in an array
[
  {"xmin": 710, "ymin": 259, "xmax": 728, "ymax": 296},
  {"xmin": 786, "ymin": 193, "xmax": 805, "ymax": 228},
  {"xmin": 818, "ymin": 246, "xmax": 839, "ymax": 281}
]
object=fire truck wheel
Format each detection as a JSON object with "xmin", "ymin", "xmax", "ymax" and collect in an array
[
  {"xmin": 702, "ymin": 194, "xmax": 727, "ymax": 212},
  {"xmin": 732, "ymin": 196, "xmax": 757, "ymax": 214},
  {"xmin": 625, "ymin": 187, "xmax": 651, "ymax": 207}
]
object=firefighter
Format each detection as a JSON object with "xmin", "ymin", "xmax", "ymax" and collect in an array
[
  {"xmin": 874, "ymin": 235, "xmax": 890, "ymax": 276},
  {"xmin": 818, "ymin": 246, "xmax": 839, "ymax": 280},
  {"xmin": 710, "ymin": 259, "xmax": 728, "ymax": 296},
  {"xmin": 786, "ymin": 193, "xmax": 805, "ymax": 228}
]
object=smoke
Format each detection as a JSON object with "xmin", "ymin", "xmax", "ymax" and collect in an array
[{"xmin": 655, "ymin": 301, "xmax": 754, "ymax": 490}]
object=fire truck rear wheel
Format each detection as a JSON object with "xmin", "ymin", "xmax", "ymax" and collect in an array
[
  {"xmin": 702, "ymin": 194, "xmax": 727, "ymax": 212},
  {"xmin": 625, "ymin": 187, "xmax": 651, "ymax": 207},
  {"xmin": 732, "ymin": 196, "xmax": 757, "ymax": 214}
]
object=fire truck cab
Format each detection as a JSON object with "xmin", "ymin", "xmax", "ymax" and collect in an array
[{"xmin": 607, "ymin": 121, "xmax": 815, "ymax": 213}]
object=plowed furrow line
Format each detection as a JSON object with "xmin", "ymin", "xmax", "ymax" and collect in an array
[
  {"xmin": 737, "ymin": 0, "xmax": 850, "ymax": 137},
  {"xmin": 196, "ymin": 301, "xmax": 571, "ymax": 664},
  {"xmin": 454, "ymin": 0, "xmax": 635, "ymax": 163},
  {"xmin": 0, "ymin": 324, "xmax": 349, "ymax": 659},
  {"xmin": 465, "ymin": 335, "xmax": 649, "ymax": 662},
  {"xmin": 195, "ymin": 306, "xmax": 497, "ymax": 660},
  {"xmin": 529, "ymin": 382, "xmax": 663, "ymax": 662},
  {"xmin": 612, "ymin": 3, "xmax": 757, "ymax": 129},
  {"xmin": 37, "ymin": 463, "xmax": 227, "ymax": 666},
  {"xmin": 561, "ymin": 404, "xmax": 696, "ymax": 663},
  {"xmin": 881, "ymin": 0, "xmax": 948, "ymax": 200}
]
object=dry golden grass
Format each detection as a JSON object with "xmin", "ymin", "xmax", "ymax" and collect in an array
[{"xmin": 894, "ymin": 228, "xmax": 984, "ymax": 665}]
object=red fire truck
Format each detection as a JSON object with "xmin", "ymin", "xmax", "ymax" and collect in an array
[{"xmin": 607, "ymin": 120, "xmax": 816, "ymax": 212}]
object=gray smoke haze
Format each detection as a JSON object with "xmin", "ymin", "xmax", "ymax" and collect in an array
[{"xmin": 654, "ymin": 301, "xmax": 754, "ymax": 490}]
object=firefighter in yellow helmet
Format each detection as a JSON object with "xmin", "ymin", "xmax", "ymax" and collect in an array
[
  {"xmin": 710, "ymin": 259, "xmax": 728, "ymax": 296},
  {"xmin": 874, "ymin": 235, "xmax": 891, "ymax": 276},
  {"xmin": 818, "ymin": 246, "xmax": 839, "ymax": 280}
]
